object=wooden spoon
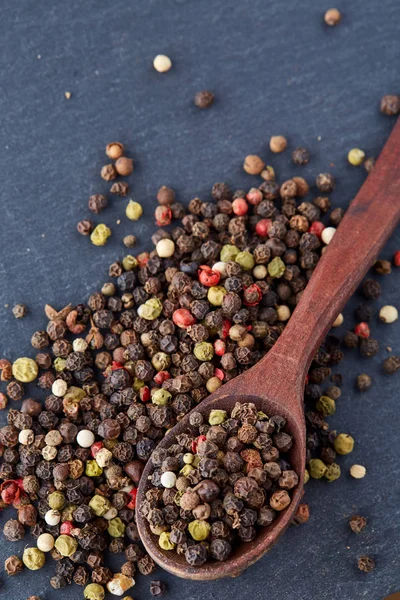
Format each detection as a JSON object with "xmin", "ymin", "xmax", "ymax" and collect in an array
[{"xmin": 137, "ymin": 119, "xmax": 400, "ymax": 580}]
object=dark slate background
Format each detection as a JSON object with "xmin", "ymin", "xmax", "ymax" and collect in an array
[{"xmin": 0, "ymin": 1, "xmax": 399, "ymax": 599}]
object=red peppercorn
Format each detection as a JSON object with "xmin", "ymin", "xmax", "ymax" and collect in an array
[
  {"xmin": 172, "ymin": 308, "xmax": 197, "ymax": 328},
  {"xmin": 155, "ymin": 205, "xmax": 172, "ymax": 226},
  {"xmin": 127, "ymin": 488, "xmax": 137, "ymax": 509},
  {"xmin": 214, "ymin": 339, "xmax": 226, "ymax": 356},
  {"xmin": 394, "ymin": 251, "xmax": 400, "ymax": 267},
  {"xmin": 243, "ymin": 283, "xmax": 263, "ymax": 306},
  {"xmin": 111, "ymin": 361, "xmax": 125, "ymax": 371},
  {"xmin": 154, "ymin": 371, "xmax": 171, "ymax": 385},
  {"xmin": 355, "ymin": 322, "xmax": 370, "ymax": 339},
  {"xmin": 191, "ymin": 435, "xmax": 207, "ymax": 454},
  {"xmin": 0, "ymin": 479, "xmax": 23, "ymax": 504},
  {"xmin": 214, "ymin": 368, "xmax": 224, "ymax": 381},
  {"xmin": 246, "ymin": 188, "xmax": 263, "ymax": 205},
  {"xmin": 308, "ymin": 221, "xmax": 325, "ymax": 238},
  {"xmin": 220, "ymin": 320, "xmax": 232, "ymax": 340},
  {"xmin": 232, "ymin": 198, "xmax": 249, "ymax": 216},
  {"xmin": 140, "ymin": 386, "xmax": 150, "ymax": 402},
  {"xmin": 60, "ymin": 521, "xmax": 73, "ymax": 535},
  {"xmin": 90, "ymin": 441, "xmax": 104, "ymax": 458},
  {"xmin": 137, "ymin": 252, "xmax": 150, "ymax": 268},
  {"xmin": 255, "ymin": 219, "xmax": 272, "ymax": 237},
  {"xmin": 198, "ymin": 265, "xmax": 221, "ymax": 287}
]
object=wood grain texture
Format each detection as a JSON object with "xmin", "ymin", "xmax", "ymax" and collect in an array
[{"xmin": 137, "ymin": 118, "xmax": 400, "ymax": 580}]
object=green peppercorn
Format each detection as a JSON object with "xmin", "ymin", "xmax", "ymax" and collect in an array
[
  {"xmin": 334, "ymin": 433, "xmax": 355, "ymax": 455},
  {"xmin": 122, "ymin": 255, "xmax": 138, "ymax": 271},
  {"xmin": 22, "ymin": 547, "xmax": 45, "ymax": 570},
  {"xmin": 235, "ymin": 251, "xmax": 255, "ymax": 271},
  {"xmin": 220, "ymin": 244, "xmax": 240, "ymax": 262},
  {"xmin": 152, "ymin": 389, "xmax": 172, "ymax": 406},
  {"xmin": 85, "ymin": 460, "xmax": 103, "ymax": 477},
  {"xmin": 137, "ymin": 298, "xmax": 163, "ymax": 320},
  {"xmin": 107, "ymin": 517, "xmax": 126, "ymax": 538},
  {"xmin": 316, "ymin": 395, "xmax": 336, "ymax": 416},
  {"xmin": 89, "ymin": 495, "xmax": 112, "ymax": 516},
  {"xmin": 193, "ymin": 341, "xmax": 214, "ymax": 361},
  {"xmin": 133, "ymin": 377, "xmax": 145, "ymax": 391},
  {"xmin": 309, "ymin": 458, "xmax": 327, "ymax": 479},
  {"xmin": 159, "ymin": 531, "xmax": 175, "ymax": 550},
  {"xmin": 53, "ymin": 357, "xmax": 66, "ymax": 372},
  {"xmin": 180, "ymin": 464, "xmax": 194, "ymax": 477},
  {"xmin": 151, "ymin": 352, "xmax": 171, "ymax": 371},
  {"xmin": 12, "ymin": 357, "xmax": 39, "ymax": 383},
  {"xmin": 61, "ymin": 504, "xmax": 77, "ymax": 521},
  {"xmin": 84, "ymin": 583, "xmax": 105, "ymax": 600},
  {"xmin": 126, "ymin": 200, "xmax": 143, "ymax": 221},
  {"xmin": 304, "ymin": 469, "xmax": 310, "ymax": 484},
  {"xmin": 48, "ymin": 491, "xmax": 65, "ymax": 510},
  {"xmin": 268, "ymin": 256, "xmax": 286, "ymax": 278},
  {"xmin": 188, "ymin": 520, "xmax": 211, "ymax": 541},
  {"xmin": 90, "ymin": 224, "xmax": 111, "ymax": 246},
  {"xmin": 324, "ymin": 463, "xmax": 341, "ymax": 482},
  {"xmin": 208, "ymin": 409, "xmax": 227, "ymax": 425},
  {"xmin": 207, "ymin": 285, "xmax": 227, "ymax": 306},
  {"xmin": 55, "ymin": 534, "xmax": 78, "ymax": 557}
]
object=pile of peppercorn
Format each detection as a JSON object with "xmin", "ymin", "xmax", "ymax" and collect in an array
[
  {"xmin": 142, "ymin": 402, "xmax": 297, "ymax": 566},
  {"xmin": 1, "ymin": 133, "xmax": 400, "ymax": 598}
]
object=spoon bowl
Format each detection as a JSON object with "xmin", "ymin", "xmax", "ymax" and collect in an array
[
  {"xmin": 137, "ymin": 118, "xmax": 400, "ymax": 580},
  {"xmin": 136, "ymin": 361, "xmax": 306, "ymax": 580}
]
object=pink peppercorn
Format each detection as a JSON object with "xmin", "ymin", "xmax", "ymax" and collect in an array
[
  {"xmin": 308, "ymin": 221, "xmax": 325, "ymax": 237},
  {"xmin": 155, "ymin": 205, "xmax": 172, "ymax": 226},
  {"xmin": 220, "ymin": 319, "xmax": 232, "ymax": 339},
  {"xmin": 140, "ymin": 386, "xmax": 150, "ymax": 402},
  {"xmin": 214, "ymin": 368, "xmax": 224, "ymax": 381},
  {"xmin": 214, "ymin": 340, "xmax": 226, "ymax": 356},
  {"xmin": 60, "ymin": 521, "xmax": 73, "ymax": 535},
  {"xmin": 198, "ymin": 265, "xmax": 221, "ymax": 287},
  {"xmin": 172, "ymin": 308, "xmax": 197, "ymax": 328},
  {"xmin": 232, "ymin": 198, "xmax": 248, "ymax": 216},
  {"xmin": 255, "ymin": 219, "xmax": 272, "ymax": 237},
  {"xmin": 246, "ymin": 188, "xmax": 263, "ymax": 205},
  {"xmin": 154, "ymin": 371, "xmax": 171, "ymax": 385},
  {"xmin": 137, "ymin": 252, "xmax": 150, "ymax": 268},
  {"xmin": 127, "ymin": 488, "xmax": 137, "ymax": 509},
  {"xmin": 192, "ymin": 435, "xmax": 207, "ymax": 453},
  {"xmin": 355, "ymin": 322, "xmax": 370, "ymax": 338},
  {"xmin": 394, "ymin": 251, "xmax": 400, "ymax": 266},
  {"xmin": 90, "ymin": 441, "xmax": 104, "ymax": 458}
]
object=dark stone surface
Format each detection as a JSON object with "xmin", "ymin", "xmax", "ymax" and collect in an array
[{"xmin": 0, "ymin": 1, "xmax": 399, "ymax": 599}]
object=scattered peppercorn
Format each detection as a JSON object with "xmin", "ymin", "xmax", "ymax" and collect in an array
[
  {"xmin": 324, "ymin": 8, "xmax": 341, "ymax": 26},
  {"xmin": 357, "ymin": 555, "xmax": 375, "ymax": 573},
  {"xmin": 194, "ymin": 90, "xmax": 214, "ymax": 109},
  {"xmin": 380, "ymin": 95, "xmax": 400, "ymax": 116},
  {"xmin": 356, "ymin": 373, "xmax": 372, "ymax": 391},
  {"xmin": 12, "ymin": 303, "xmax": 27, "ymax": 319},
  {"xmin": 349, "ymin": 515, "xmax": 367, "ymax": 534},
  {"xmin": 269, "ymin": 135, "xmax": 287, "ymax": 153},
  {"xmin": 292, "ymin": 147, "xmax": 310, "ymax": 165}
]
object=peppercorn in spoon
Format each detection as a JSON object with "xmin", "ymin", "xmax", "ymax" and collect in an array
[{"xmin": 137, "ymin": 119, "xmax": 400, "ymax": 580}]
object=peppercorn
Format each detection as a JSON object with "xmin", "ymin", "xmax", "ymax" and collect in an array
[
  {"xmin": 126, "ymin": 199, "xmax": 143, "ymax": 221},
  {"xmin": 357, "ymin": 555, "xmax": 375, "ymax": 573},
  {"xmin": 123, "ymin": 235, "xmax": 136, "ymax": 248},
  {"xmin": 106, "ymin": 142, "xmax": 124, "ymax": 160},
  {"xmin": 115, "ymin": 157, "xmax": 134, "ymax": 176},
  {"xmin": 292, "ymin": 147, "xmax": 310, "ymax": 165},
  {"xmin": 269, "ymin": 135, "xmax": 287, "ymax": 153},
  {"xmin": 334, "ymin": 433, "xmax": 354, "ymax": 455},
  {"xmin": 380, "ymin": 94, "xmax": 400, "ymax": 116},
  {"xmin": 243, "ymin": 155, "xmax": 265, "ymax": 175},
  {"xmin": 153, "ymin": 54, "xmax": 172, "ymax": 72},
  {"xmin": 5, "ymin": 554, "xmax": 24, "ymax": 575},
  {"xmin": 374, "ymin": 259, "xmax": 391, "ymax": 275},
  {"xmin": 101, "ymin": 164, "xmax": 117, "ymax": 181},
  {"xmin": 91, "ymin": 224, "xmax": 111, "ymax": 246},
  {"xmin": 316, "ymin": 173, "xmax": 335, "ymax": 192},
  {"xmin": 350, "ymin": 464, "xmax": 366, "ymax": 479},
  {"xmin": 349, "ymin": 515, "xmax": 367, "ymax": 533},
  {"xmin": 356, "ymin": 373, "xmax": 372, "ymax": 391},
  {"xmin": 77, "ymin": 220, "xmax": 94, "ymax": 236},
  {"xmin": 22, "ymin": 547, "xmax": 45, "ymax": 570},
  {"xmin": 89, "ymin": 194, "xmax": 108, "ymax": 214},
  {"xmin": 150, "ymin": 580, "xmax": 167, "ymax": 596},
  {"xmin": 111, "ymin": 181, "xmax": 129, "ymax": 196},
  {"xmin": 324, "ymin": 8, "xmax": 341, "ymax": 25},
  {"xmin": 383, "ymin": 355, "xmax": 400, "ymax": 374},
  {"xmin": 194, "ymin": 90, "xmax": 214, "ymax": 109},
  {"xmin": 12, "ymin": 303, "xmax": 27, "ymax": 318}
]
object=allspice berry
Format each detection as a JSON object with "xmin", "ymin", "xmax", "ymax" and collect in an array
[
  {"xmin": 106, "ymin": 142, "xmax": 124, "ymax": 160},
  {"xmin": 243, "ymin": 155, "xmax": 265, "ymax": 175},
  {"xmin": 157, "ymin": 186, "xmax": 175, "ymax": 205},
  {"xmin": 269, "ymin": 135, "xmax": 287, "ymax": 153},
  {"xmin": 324, "ymin": 8, "xmax": 341, "ymax": 26},
  {"xmin": 115, "ymin": 157, "xmax": 134, "ymax": 176}
]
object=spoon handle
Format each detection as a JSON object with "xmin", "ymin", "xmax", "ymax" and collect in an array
[{"xmin": 257, "ymin": 119, "xmax": 400, "ymax": 394}]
